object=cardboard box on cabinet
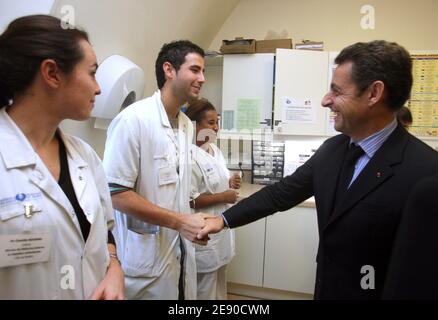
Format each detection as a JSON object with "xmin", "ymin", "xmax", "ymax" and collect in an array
[
  {"xmin": 256, "ymin": 39, "xmax": 293, "ymax": 53},
  {"xmin": 220, "ymin": 37, "xmax": 256, "ymax": 54}
]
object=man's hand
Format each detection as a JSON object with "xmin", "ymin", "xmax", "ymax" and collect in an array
[
  {"xmin": 178, "ymin": 213, "xmax": 214, "ymax": 245},
  {"xmin": 197, "ymin": 215, "xmax": 225, "ymax": 240}
]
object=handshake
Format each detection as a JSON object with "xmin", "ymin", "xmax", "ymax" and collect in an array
[
  {"xmin": 179, "ymin": 172, "xmax": 241, "ymax": 244},
  {"xmin": 179, "ymin": 213, "xmax": 225, "ymax": 245}
]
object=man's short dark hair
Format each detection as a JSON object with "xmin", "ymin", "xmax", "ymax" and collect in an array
[
  {"xmin": 335, "ymin": 40, "xmax": 413, "ymax": 111},
  {"xmin": 155, "ymin": 40, "xmax": 205, "ymax": 89}
]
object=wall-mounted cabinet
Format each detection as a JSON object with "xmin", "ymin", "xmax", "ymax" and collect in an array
[
  {"xmin": 218, "ymin": 50, "xmax": 334, "ymax": 137},
  {"xmin": 273, "ymin": 49, "xmax": 329, "ymax": 136},
  {"xmin": 203, "ymin": 55, "xmax": 223, "ymax": 114},
  {"xmin": 221, "ymin": 53, "xmax": 275, "ymax": 133}
]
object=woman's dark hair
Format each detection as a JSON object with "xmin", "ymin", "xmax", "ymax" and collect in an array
[
  {"xmin": 0, "ymin": 14, "xmax": 89, "ymax": 108},
  {"xmin": 185, "ymin": 98, "xmax": 216, "ymax": 124},
  {"xmin": 397, "ymin": 106, "xmax": 413, "ymax": 128}
]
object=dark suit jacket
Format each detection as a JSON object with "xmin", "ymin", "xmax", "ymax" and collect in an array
[
  {"xmin": 223, "ymin": 124, "xmax": 438, "ymax": 299},
  {"xmin": 382, "ymin": 174, "xmax": 438, "ymax": 299}
]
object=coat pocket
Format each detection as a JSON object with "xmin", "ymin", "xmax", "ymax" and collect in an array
[
  {"xmin": 0, "ymin": 203, "xmax": 43, "ymax": 221},
  {"xmin": 0, "ymin": 202, "xmax": 44, "ymax": 233},
  {"xmin": 122, "ymin": 229, "xmax": 159, "ymax": 277}
]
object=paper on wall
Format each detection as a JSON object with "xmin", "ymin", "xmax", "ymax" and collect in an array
[
  {"xmin": 236, "ymin": 98, "xmax": 261, "ymax": 130},
  {"xmin": 284, "ymin": 139, "xmax": 325, "ymax": 177},
  {"xmin": 282, "ymin": 97, "xmax": 317, "ymax": 124},
  {"xmin": 222, "ymin": 110, "xmax": 235, "ymax": 130}
]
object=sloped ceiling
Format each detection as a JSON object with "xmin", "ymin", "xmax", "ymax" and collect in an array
[
  {"xmin": 209, "ymin": 0, "xmax": 438, "ymax": 52},
  {"xmin": 52, "ymin": 0, "xmax": 240, "ymax": 95}
]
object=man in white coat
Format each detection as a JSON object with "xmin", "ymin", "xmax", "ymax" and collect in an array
[{"xmin": 103, "ymin": 40, "xmax": 208, "ymax": 300}]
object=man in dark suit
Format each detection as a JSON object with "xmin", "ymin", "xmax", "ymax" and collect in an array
[
  {"xmin": 197, "ymin": 40, "xmax": 438, "ymax": 299},
  {"xmin": 382, "ymin": 174, "xmax": 438, "ymax": 299}
]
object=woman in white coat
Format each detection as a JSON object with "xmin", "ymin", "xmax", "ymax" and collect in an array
[
  {"xmin": 0, "ymin": 15, "xmax": 124, "ymax": 299},
  {"xmin": 185, "ymin": 99, "xmax": 241, "ymax": 299}
]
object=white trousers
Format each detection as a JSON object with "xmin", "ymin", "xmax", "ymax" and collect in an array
[
  {"xmin": 197, "ymin": 265, "xmax": 227, "ymax": 300},
  {"xmin": 124, "ymin": 262, "xmax": 180, "ymax": 300}
]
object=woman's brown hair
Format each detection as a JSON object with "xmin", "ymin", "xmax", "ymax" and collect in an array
[
  {"xmin": 185, "ymin": 98, "xmax": 216, "ymax": 124},
  {"xmin": 0, "ymin": 14, "xmax": 89, "ymax": 108}
]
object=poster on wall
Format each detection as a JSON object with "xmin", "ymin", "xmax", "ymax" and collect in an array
[
  {"xmin": 282, "ymin": 97, "xmax": 317, "ymax": 124},
  {"xmin": 236, "ymin": 98, "xmax": 261, "ymax": 130},
  {"xmin": 326, "ymin": 110, "xmax": 338, "ymax": 135},
  {"xmin": 408, "ymin": 54, "xmax": 438, "ymax": 137}
]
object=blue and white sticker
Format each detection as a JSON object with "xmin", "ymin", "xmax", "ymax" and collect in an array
[
  {"xmin": 0, "ymin": 193, "xmax": 42, "ymax": 209},
  {"xmin": 15, "ymin": 193, "xmax": 26, "ymax": 202}
]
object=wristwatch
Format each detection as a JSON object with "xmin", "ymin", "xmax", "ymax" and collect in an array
[
  {"xmin": 189, "ymin": 198, "xmax": 196, "ymax": 209},
  {"xmin": 109, "ymin": 253, "xmax": 120, "ymax": 264}
]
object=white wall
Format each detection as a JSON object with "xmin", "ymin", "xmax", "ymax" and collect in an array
[
  {"xmin": 0, "ymin": 0, "xmax": 55, "ymax": 32},
  {"xmin": 209, "ymin": 0, "xmax": 438, "ymax": 52},
  {"xmin": 50, "ymin": 0, "xmax": 239, "ymax": 156}
]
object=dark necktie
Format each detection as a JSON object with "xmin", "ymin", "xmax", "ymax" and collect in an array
[{"xmin": 335, "ymin": 143, "xmax": 365, "ymax": 207}]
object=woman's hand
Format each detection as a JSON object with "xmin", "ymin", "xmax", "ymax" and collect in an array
[
  {"xmin": 229, "ymin": 172, "xmax": 242, "ymax": 189},
  {"xmin": 220, "ymin": 189, "xmax": 239, "ymax": 204},
  {"xmin": 90, "ymin": 250, "xmax": 125, "ymax": 300}
]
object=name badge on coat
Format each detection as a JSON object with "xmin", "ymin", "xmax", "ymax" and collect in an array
[
  {"xmin": 158, "ymin": 165, "xmax": 178, "ymax": 186},
  {"xmin": 0, "ymin": 233, "xmax": 52, "ymax": 268}
]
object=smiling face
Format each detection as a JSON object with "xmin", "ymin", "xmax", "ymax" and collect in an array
[
  {"xmin": 322, "ymin": 62, "xmax": 370, "ymax": 139},
  {"xmin": 60, "ymin": 39, "xmax": 101, "ymax": 121},
  {"xmin": 171, "ymin": 52, "xmax": 205, "ymax": 103},
  {"xmin": 195, "ymin": 109, "xmax": 219, "ymax": 147}
]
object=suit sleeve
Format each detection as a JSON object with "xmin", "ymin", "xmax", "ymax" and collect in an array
[
  {"xmin": 223, "ymin": 152, "xmax": 315, "ymax": 228},
  {"xmin": 382, "ymin": 176, "xmax": 438, "ymax": 299}
]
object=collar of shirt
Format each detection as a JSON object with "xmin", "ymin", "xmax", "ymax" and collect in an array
[
  {"xmin": 351, "ymin": 117, "xmax": 398, "ymax": 159},
  {"xmin": 346, "ymin": 118, "xmax": 398, "ymax": 187}
]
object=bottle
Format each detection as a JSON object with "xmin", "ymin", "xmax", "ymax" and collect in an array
[{"xmin": 127, "ymin": 216, "xmax": 159, "ymax": 234}]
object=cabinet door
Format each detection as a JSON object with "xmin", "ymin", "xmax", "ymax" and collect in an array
[
  {"xmin": 227, "ymin": 218, "xmax": 266, "ymax": 287},
  {"xmin": 274, "ymin": 49, "xmax": 329, "ymax": 136},
  {"xmin": 263, "ymin": 207, "xmax": 319, "ymax": 294},
  {"xmin": 325, "ymin": 51, "xmax": 339, "ymax": 136},
  {"xmin": 222, "ymin": 54, "xmax": 274, "ymax": 132}
]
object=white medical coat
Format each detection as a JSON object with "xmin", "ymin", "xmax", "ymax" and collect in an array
[
  {"xmin": 103, "ymin": 90, "xmax": 196, "ymax": 299},
  {"xmin": 0, "ymin": 108, "xmax": 113, "ymax": 299},
  {"xmin": 191, "ymin": 144, "xmax": 235, "ymax": 273}
]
